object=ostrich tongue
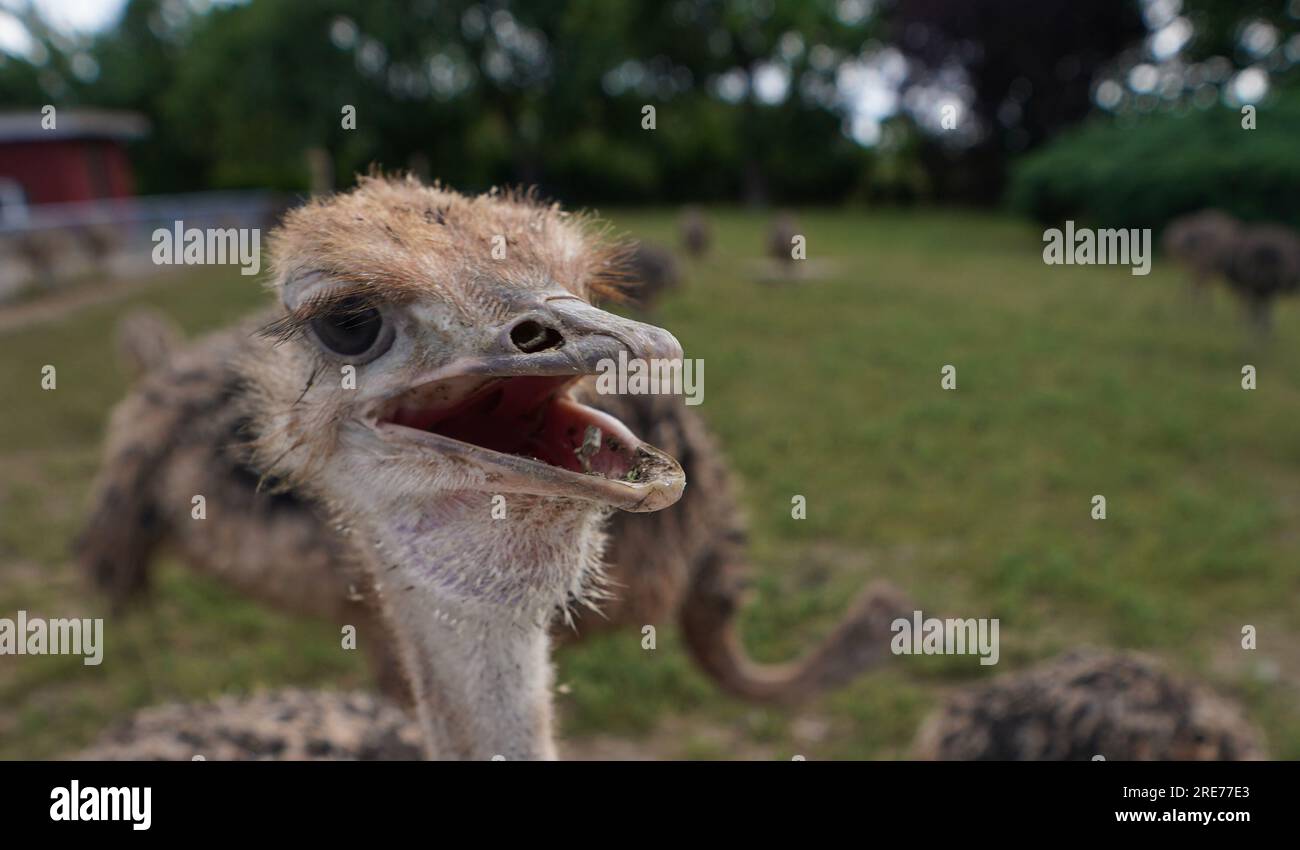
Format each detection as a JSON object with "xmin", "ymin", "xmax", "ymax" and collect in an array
[
  {"xmin": 574, "ymin": 425, "xmax": 602, "ymax": 473},
  {"xmin": 517, "ymin": 393, "xmax": 641, "ymax": 480}
]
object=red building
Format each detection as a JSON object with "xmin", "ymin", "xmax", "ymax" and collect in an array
[{"xmin": 0, "ymin": 110, "xmax": 148, "ymax": 209}]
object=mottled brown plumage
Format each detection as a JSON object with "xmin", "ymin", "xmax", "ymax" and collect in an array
[
  {"xmin": 913, "ymin": 651, "xmax": 1265, "ymax": 761},
  {"xmin": 75, "ymin": 690, "xmax": 423, "ymax": 761}
]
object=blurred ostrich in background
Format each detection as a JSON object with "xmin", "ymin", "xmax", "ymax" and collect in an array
[
  {"xmin": 622, "ymin": 240, "xmax": 681, "ymax": 309},
  {"xmin": 1223, "ymin": 223, "xmax": 1300, "ymax": 337},
  {"xmin": 767, "ymin": 212, "xmax": 799, "ymax": 270},
  {"xmin": 1161, "ymin": 209, "xmax": 1241, "ymax": 299},
  {"xmin": 678, "ymin": 205, "xmax": 711, "ymax": 259}
]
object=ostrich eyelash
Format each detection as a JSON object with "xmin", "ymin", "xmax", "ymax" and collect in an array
[{"xmin": 258, "ymin": 288, "xmax": 384, "ymax": 345}]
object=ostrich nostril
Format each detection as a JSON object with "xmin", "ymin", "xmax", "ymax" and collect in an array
[{"xmin": 510, "ymin": 319, "xmax": 565, "ymax": 354}]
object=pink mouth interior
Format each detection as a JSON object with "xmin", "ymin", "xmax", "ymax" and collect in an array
[{"xmin": 384, "ymin": 376, "xmax": 639, "ymax": 478}]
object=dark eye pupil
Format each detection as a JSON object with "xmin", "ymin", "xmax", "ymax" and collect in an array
[{"xmin": 312, "ymin": 302, "xmax": 383, "ymax": 356}]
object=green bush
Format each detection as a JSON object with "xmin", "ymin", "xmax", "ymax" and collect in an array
[{"xmin": 1007, "ymin": 93, "xmax": 1300, "ymax": 234}]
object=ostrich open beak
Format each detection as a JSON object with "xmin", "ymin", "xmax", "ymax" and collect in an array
[{"xmin": 369, "ymin": 296, "xmax": 687, "ymax": 512}]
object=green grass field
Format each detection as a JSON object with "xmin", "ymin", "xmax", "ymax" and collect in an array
[{"xmin": 2, "ymin": 208, "xmax": 1298, "ymax": 759}]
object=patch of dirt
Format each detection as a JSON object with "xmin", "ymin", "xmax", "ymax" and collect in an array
[
  {"xmin": 751, "ymin": 257, "xmax": 840, "ymax": 285},
  {"xmin": 0, "ymin": 263, "xmax": 172, "ymax": 335}
]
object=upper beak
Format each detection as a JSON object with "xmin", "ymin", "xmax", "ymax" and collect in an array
[{"xmin": 475, "ymin": 295, "xmax": 685, "ymax": 378}]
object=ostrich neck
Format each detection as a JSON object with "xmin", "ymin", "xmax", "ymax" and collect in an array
[
  {"xmin": 388, "ymin": 591, "xmax": 558, "ymax": 760},
  {"xmin": 358, "ymin": 492, "xmax": 610, "ymax": 760}
]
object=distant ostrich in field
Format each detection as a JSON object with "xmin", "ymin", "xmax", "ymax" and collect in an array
[
  {"xmin": 77, "ymin": 223, "xmax": 121, "ymax": 267},
  {"xmin": 78, "ymin": 650, "xmax": 1264, "ymax": 761},
  {"xmin": 1161, "ymin": 209, "xmax": 1241, "ymax": 298},
  {"xmin": 913, "ymin": 651, "xmax": 1265, "ymax": 760},
  {"xmin": 14, "ymin": 229, "xmax": 67, "ymax": 288},
  {"xmin": 679, "ymin": 205, "xmax": 711, "ymax": 259},
  {"xmin": 622, "ymin": 240, "xmax": 681, "ymax": 310},
  {"xmin": 766, "ymin": 212, "xmax": 800, "ymax": 279},
  {"xmin": 79, "ymin": 176, "xmax": 910, "ymax": 758},
  {"xmin": 1222, "ymin": 223, "xmax": 1300, "ymax": 337}
]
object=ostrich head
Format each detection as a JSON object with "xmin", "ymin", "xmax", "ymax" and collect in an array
[
  {"xmin": 251, "ymin": 174, "xmax": 685, "ymax": 578},
  {"xmin": 240, "ymin": 176, "xmax": 687, "ymax": 757}
]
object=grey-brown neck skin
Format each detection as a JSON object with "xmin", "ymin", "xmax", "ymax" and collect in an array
[{"xmin": 354, "ymin": 490, "xmax": 611, "ymax": 760}]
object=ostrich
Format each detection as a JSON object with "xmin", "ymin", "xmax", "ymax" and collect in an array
[
  {"xmin": 115, "ymin": 308, "xmax": 181, "ymax": 375},
  {"xmin": 679, "ymin": 205, "xmax": 711, "ymax": 259},
  {"xmin": 77, "ymin": 650, "xmax": 1264, "ymax": 761},
  {"xmin": 1222, "ymin": 222, "xmax": 1300, "ymax": 337},
  {"xmin": 913, "ymin": 651, "xmax": 1265, "ymax": 760},
  {"xmin": 1161, "ymin": 209, "xmax": 1241, "ymax": 298},
  {"xmin": 14, "ymin": 229, "xmax": 68, "ymax": 290},
  {"xmin": 79, "ymin": 176, "xmax": 910, "ymax": 756},
  {"xmin": 766, "ymin": 212, "xmax": 800, "ymax": 280},
  {"xmin": 621, "ymin": 240, "xmax": 681, "ymax": 310},
  {"xmin": 77, "ymin": 223, "xmax": 122, "ymax": 268}
]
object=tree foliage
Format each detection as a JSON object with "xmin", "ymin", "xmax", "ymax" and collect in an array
[{"xmin": 1007, "ymin": 92, "xmax": 1300, "ymax": 233}]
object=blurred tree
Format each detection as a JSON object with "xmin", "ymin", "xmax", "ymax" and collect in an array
[
  {"xmin": 887, "ymin": 0, "xmax": 1146, "ymax": 202},
  {"xmin": 7, "ymin": 0, "xmax": 1290, "ymax": 206},
  {"xmin": 1007, "ymin": 87, "xmax": 1300, "ymax": 232},
  {"xmin": 1178, "ymin": 0, "xmax": 1297, "ymax": 62},
  {"xmin": 83, "ymin": 0, "xmax": 207, "ymax": 193},
  {"xmin": 0, "ymin": 4, "xmax": 79, "ymax": 107},
  {"xmin": 66, "ymin": 0, "xmax": 883, "ymax": 203}
]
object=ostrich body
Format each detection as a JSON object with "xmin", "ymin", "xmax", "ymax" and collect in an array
[
  {"xmin": 77, "ymin": 690, "xmax": 424, "ymax": 761},
  {"xmin": 1223, "ymin": 222, "xmax": 1300, "ymax": 335},
  {"xmin": 622, "ymin": 240, "xmax": 681, "ymax": 309},
  {"xmin": 678, "ymin": 206, "xmax": 711, "ymax": 259},
  {"xmin": 765, "ymin": 212, "xmax": 801, "ymax": 282},
  {"xmin": 913, "ymin": 651, "xmax": 1265, "ymax": 761},
  {"xmin": 1161, "ymin": 209, "xmax": 1240, "ymax": 296},
  {"xmin": 80, "ymin": 177, "xmax": 908, "ymax": 757}
]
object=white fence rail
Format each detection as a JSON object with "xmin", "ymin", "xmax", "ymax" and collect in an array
[{"xmin": 0, "ymin": 191, "xmax": 287, "ymax": 303}]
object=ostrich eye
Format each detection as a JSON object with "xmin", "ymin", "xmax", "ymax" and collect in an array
[{"xmin": 310, "ymin": 298, "xmax": 391, "ymax": 360}]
